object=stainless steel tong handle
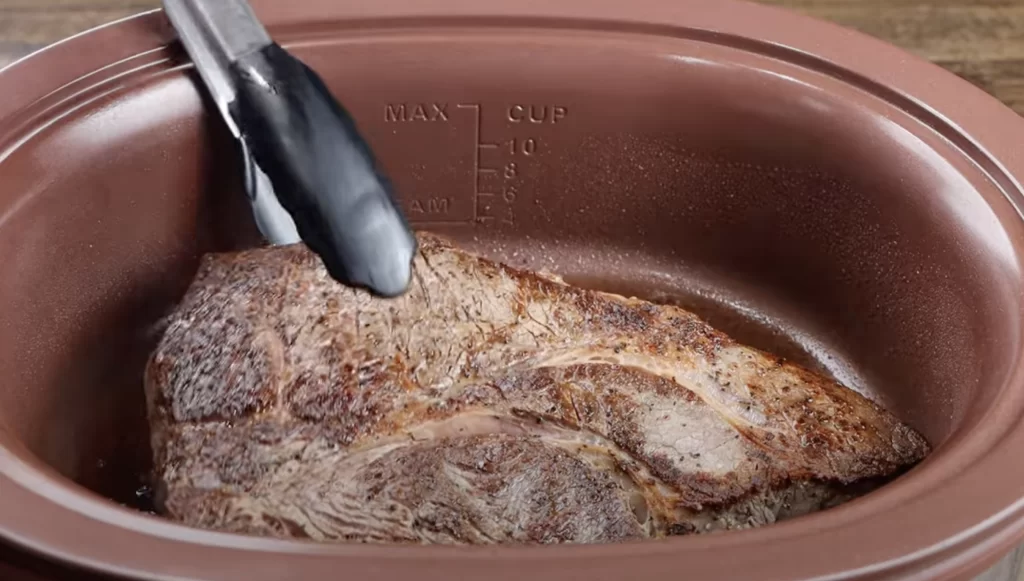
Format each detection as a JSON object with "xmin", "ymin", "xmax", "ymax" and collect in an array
[{"xmin": 162, "ymin": 0, "xmax": 417, "ymax": 298}]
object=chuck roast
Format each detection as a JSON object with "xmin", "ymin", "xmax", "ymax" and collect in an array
[{"xmin": 145, "ymin": 233, "xmax": 929, "ymax": 544}]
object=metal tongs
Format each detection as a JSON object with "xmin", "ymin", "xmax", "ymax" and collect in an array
[{"xmin": 162, "ymin": 0, "xmax": 416, "ymax": 297}]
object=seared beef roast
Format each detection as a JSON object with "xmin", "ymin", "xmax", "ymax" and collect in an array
[{"xmin": 145, "ymin": 233, "xmax": 929, "ymax": 544}]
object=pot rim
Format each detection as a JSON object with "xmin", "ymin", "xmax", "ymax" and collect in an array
[{"xmin": 3, "ymin": 1, "xmax": 1024, "ymax": 580}]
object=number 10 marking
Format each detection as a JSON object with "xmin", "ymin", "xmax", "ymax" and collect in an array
[{"xmin": 507, "ymin": 138, "xmax": 537, "ymax": 156}]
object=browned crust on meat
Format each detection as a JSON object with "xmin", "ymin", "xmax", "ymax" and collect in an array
[{"xmin": 145, "ymin": 232, "xmax": 929, "ymax": 544}]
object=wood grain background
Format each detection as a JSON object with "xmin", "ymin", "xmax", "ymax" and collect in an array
[
  {"xmin": 0, "ymin": 1, "xmax": 1023, "ymax": 580},
  {"xmin": 2, "ymin": 0, "xmax": 1024, "ymax": 114}
]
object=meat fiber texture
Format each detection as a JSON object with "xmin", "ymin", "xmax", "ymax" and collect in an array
[{"xmin": 145, "ymin": 232, "xmax": 929, "ymax": 545}]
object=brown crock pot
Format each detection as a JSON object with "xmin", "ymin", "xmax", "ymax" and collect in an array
[{"xmin": 3, "ymin": 0, "xmax": 1024, "ymax": 579}]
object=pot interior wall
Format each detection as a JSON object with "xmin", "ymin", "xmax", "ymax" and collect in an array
[{"xmin": 0, "ymin": 29, "xmax": 1018, "ymax": 512}]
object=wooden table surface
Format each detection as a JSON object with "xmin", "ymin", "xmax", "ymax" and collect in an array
[{"xmin": 1, "ymin": 1, "xmax": 1023, "ymax": 580}]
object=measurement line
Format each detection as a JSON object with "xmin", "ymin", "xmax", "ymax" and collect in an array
[
  {"xmin": 457, "ymin": 103, "xmax": 482, "ymax": 221},
  {"xmin": 478, "ymin": 142, "xmax": 499, "ymax": 149},
  {"xmin": 477, "ymin": 168, "xmax": 498, "ymax": 174}
]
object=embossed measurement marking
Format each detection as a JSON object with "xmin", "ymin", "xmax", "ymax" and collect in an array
[
  {"xmin": 457, "ymin": 103, "xmax": 502, "ymax": 224},
  {"xmin": 383, "ymin": 101, "xmax": 566, "ymax": 226}
]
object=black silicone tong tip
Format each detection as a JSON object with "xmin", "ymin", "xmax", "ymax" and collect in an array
[{"xmin": 229, "ymin": 44, "xmax": 417, "ymax": 298}]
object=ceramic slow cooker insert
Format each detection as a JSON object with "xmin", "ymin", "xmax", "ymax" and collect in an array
[{"xmin": 2, "ymin": 1, "xmax": 1024, "ymax": 579}]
